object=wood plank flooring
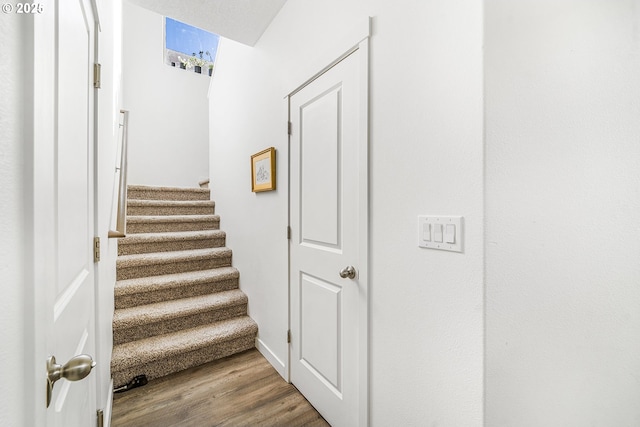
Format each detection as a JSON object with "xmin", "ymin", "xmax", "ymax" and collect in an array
[{"xmin": 111, "ymin": 349, "xmax": 330, "ymax": 427}]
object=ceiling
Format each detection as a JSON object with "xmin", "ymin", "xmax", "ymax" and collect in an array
[{"xmin": 127, "ymin": 0, "xmax": 288, "ymax": 46}]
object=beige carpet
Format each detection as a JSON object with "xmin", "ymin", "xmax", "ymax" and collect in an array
[{"xmin": 111, "ymin": 185, "xmax": 258, "ymax": 389}]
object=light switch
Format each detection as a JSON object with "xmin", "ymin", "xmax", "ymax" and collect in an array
[
  {"xmin": 433, "ymin": 224, "xmax": 443, "ymax": 242},
  {"xmin": 417, "ymin": 215, "xmax": 463, "ymax": 252},
  {"xmin": 422, "ymin": 223, "xmax": 431, "ymax": 241},
  {"xmin": 444, "ymin": 224, "xmax": 455, "ymax": 243}
]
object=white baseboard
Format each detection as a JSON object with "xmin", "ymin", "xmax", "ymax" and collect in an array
[{"xmin": 256, "ymin": 338, "xmax": 288, "ymax": 381}]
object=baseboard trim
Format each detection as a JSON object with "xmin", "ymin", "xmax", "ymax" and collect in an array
[{"xmin": 256, "ymin": 338, "xmax": 287, "ymax": 381}]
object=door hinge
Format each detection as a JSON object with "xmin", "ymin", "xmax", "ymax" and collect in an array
[
  {"xmin": 93, "ymin": 63, "xmax": 101, "ymax": 89},
  {"xmin": 287, "ymin": 225, "xmax": 291, "ymax": 240},
  {"xmin": 287, "ymin": 330, "xmax": 291, "ymax": 343},
  {"xmin": 287, "ymin": 121, "xmax": 292, "ymax": 135},
  {"xmin": 93, "ymin": 237, "xmax": 100, "ymax": 262},
  {"xmin": 97, "ymin": 409, "xmax": 104, "ymax": 427}
]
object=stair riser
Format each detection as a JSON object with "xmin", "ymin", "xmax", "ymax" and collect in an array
[
  {"xmin": 118, "ymin": 236, "xmax": 225, "ymax": 256},
  {"xmin": 128, "ymin": 188, "xmax": 209, "ymax": 201},
  {"xmin": 127, "ymin": 205, "xmax": 215, "ymax": 216},
  {"xmin": 115, "ymin": 278, "xmax": 239, "ymax": 309},
  {"xmin": 114, "ymin": 304, "xmax": 248, "ymax": 345},
  {"xmin": 112, "ymin": 335, "xmax": 255, "ymax": 388},
  {"xmin": 127, "ymin": 220, "xmax": 219, "ymax": 234},
  {"xmin": 117, "ymin": 257, "xmax": 232, "ymax": 281}
]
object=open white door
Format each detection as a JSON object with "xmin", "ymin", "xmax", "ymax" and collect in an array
[
  {"xmin": 289, "ymin": 43, "xmax": 368, "ymax": 427},
  {"xmin": 31, "ymin": 0, "xmax": 99, "ymax": 425}
]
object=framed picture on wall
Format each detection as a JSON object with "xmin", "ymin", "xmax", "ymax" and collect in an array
[{"xmin": 251, "ymin": 147, "xmax": 276, "ymax": 192}]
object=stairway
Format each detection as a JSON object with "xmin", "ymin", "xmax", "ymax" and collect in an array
[{"xmin": 111, "ymin": 185, "xmax": 258, "ymax": 388}]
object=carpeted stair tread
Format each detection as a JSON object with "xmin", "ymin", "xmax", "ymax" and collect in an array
[
  {"xmin": 111, "ymin": 316, "xmax": 258, "ymax": 371},
  {"xmin": 116, "ymin": 247, "xmax": 232, "ymax": 280},
  {"xmin": 111, "ymin": 334, "xmax": 255, "ymax": 388},
  {"xmin": 115, "ymin": 267, "xmax": 239, "ymax": 296},
  {"xmin": 118, "ymin": 229, "xmax": 225, "ymax": 244},
  {"xmin": 127, "ymin": 199, "xmax": 215, "ymax": 216},
  {"xmin": 126, "ymin": 214, "xmax": 219, "ymax": 224},
  {"xmin": 117, "ymin": 247, "xmax": 231, "ymax": 268},
  {"xmin": 126, "ymin": 214, "xmax": 220, "ymax": 234},
  {"xmin": 117, "ymin": 230, "xmax": 226, "ymax": 255},
  {"xmin": 114, "ymin": 289, "xmax": 247, "ymax": 330},
  {"xmin": 128, "ymin": 185, "xmax": 210, "ymax": 201},
  {"xmin": 128, "ymin": 199, "xmax": 215, "ymax": 208},
  {"xmin": 112, "ymin": 290, "xmax": 249, "ymax": 344},
  {"xmin": 114, "ymin": 267, "xmax": 240, "ymax": 308}
]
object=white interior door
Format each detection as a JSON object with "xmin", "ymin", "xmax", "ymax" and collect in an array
[
  {"xmin": 33, "ymin": 0, "xmax": 98, "ymax": 425},
  {"xmin": 289, "ymin": 46, "xmax": 368, "ymax": 427}
]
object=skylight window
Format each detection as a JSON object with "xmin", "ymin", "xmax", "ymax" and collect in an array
[{"xmin": 165, "ymin": 17, "xmax": 220, "ymax": 75}]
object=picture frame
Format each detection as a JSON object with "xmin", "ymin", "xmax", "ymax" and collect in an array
[{"xmin": 251, "ymin": 147, "xmax": 276, "ymax": 192}]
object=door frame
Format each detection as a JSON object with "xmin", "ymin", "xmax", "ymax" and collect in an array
[{"xmin": 287, "ymin": 18, "xmax": 370, "ymax": 427}]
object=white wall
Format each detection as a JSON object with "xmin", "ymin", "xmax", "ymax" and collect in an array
[
  {"xmin": 209, "ymin": 1, "xmax": 484, "ymax": 425},
  {"xmin": 0, "ymin": 14, "xmax": 27, "ymax": 427},
  {"xmin": 123, "ymin": 1, "xmax": 209, "ymax": 187},
  {"xmin": 209, "ymin": 38, "xmax": 290, "ymax": 377},
  {"xmin": 485, "ymin": 1, "xmax": 640, "ymax": 425}
]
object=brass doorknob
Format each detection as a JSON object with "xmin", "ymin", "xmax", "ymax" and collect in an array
[{"xmin": 46, "ymin": 354, "xmax": 96, "ymax": 408}]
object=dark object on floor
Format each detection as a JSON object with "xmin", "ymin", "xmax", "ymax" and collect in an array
[{"xmin": 114, "ymin": 375, "xmax": 148, "ymax": 393}]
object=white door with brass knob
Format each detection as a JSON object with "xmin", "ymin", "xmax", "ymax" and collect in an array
[
  {"xmin": 289, "ymin": 40, "xmax": 369, "ymax": 427},
  {"xmin": 32, "ymin": 0, "xmax": 99, "ymax": 425}
]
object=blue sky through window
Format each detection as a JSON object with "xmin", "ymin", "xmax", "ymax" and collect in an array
[{"xmin": 165, "ymin": 17, "xmax": 219, "ymax": 61}]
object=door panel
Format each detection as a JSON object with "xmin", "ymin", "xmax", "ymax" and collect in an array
[
  {"xmin": 290, "ymin": 49, "xmax": 364, "ymax": 427},
  {"xmin": 56, "ymin": 0, "xmax": 90, "ymax": 293},
  {"xmin": 42, "ymin": 0, "xmax": 97, "ymax": 425},
  {"xmin": 300, "ymin": 86, "xmax": 342, "ymax": 250},
  {"xmin": 300, "ymin": 273, "xmax": 342, "ymax": 394}
]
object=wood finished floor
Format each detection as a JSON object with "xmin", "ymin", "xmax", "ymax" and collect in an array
[{"xmin": 111, "ymin": 349, "xmax": 330, "ymax": 427}]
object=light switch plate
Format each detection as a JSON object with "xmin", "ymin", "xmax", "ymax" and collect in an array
[{"xmin": 418, "ymin": 216, "xmax": 463, "ymax": 252}]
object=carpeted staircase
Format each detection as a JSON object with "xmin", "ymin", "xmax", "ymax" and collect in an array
[{"xmin": 111, "ymin": 185, "xmax": 258, "ymax": 388}]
